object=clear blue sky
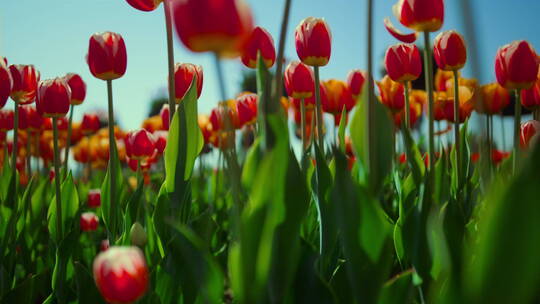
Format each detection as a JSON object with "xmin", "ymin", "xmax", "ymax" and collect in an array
[{"xmin": 2, "ymin": 0, "xmax": 539, "ymax": 131}]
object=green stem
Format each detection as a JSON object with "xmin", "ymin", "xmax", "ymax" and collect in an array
[
  {"xmin": 272, "ymin": 0, "xmax": 292, "ymax": 107},
  {"xmin": 486, "ymin": 114, "xmax": 492, "ymax": 174},
  {"xmin": 404, "ymin": 81, "xmax": 410, "ymax": 129},
  {"xmin": 164, "ymin": 0, "xmax": 176, "ymax": 120},
  {"xmin": 500, "ymin": 114, "xmax": 506, "ymax": 150},
  {"xmin": 513, "ymin": 89, "xmax": 521, "ymax": 173},
  {"xmin": 12, "ymin": 102, "xmax": 19, "ymax": 177},
  {"xmin": 452, "ymin": 70, "xmax": 461, "ymax": 189},
  {"xmin": 300, "ymin": 98, "xmax": 306, "ymax": 152},
  {"xmin": 106, "ymin": 79, "xmax": 117, "ymax": 242},
  {"xmin": 26, "ymin": 132, "xmax": 32, "ymax": 176},
  {"xmin": 63, "ymin": 104, "xmax": 74, "ymax": 176},
  {"xmin": 366, "ymin": 0, "xmax": 376, "ymax": 179},
  {"xmin": 423, "ymin": 32, "xmax": 436, "ymax": 174},
  {"xmin": 314, "ymin": 66, "xmax": 324, "ymax": 151},
  {"xmin": 52, "ymin": 117, "xmax": 63, "ymax": 241}
]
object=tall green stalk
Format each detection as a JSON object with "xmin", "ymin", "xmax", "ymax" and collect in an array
[
  {"xmin": 106, "ymin": 79, "xmax": 117, "ymax": 242},
  {"xmin": 452, "ymin": 70, "xmax": 461, "ymax": 189},
  {"xmin": 513, "ymin": 89, "xmax": 522, "ymax": 173},
  {"xmin": 12, "ymin": 102, "xmax": 19, "ymax": 184},
  {"xmin": 314, "ymin": 67, "xmax": 324, "ymax": 150},
  {"xmin": 164, "ymin": 0, "xmax": 176, "ymax": 121},
  {"xmin": 300, "ymin": 98, "xmax": 307, "ymax": 152},
  {"xmin": 26, "ymin": 132, "xmax": 32, "ymax": 176},
  {"xmin": 63, "ymin": 104, "xmax": 74, "ymax": 176},
  {"xmin": 52, "ymin": 117, "xmax": 63, "ymax": 240},
  {"xmin": 404, "ymin": 81, "xmax": 410, "ymax": 129},
  {"xmin": 423, "ymin": 32, "xmax": 435, "ymax": 177}
]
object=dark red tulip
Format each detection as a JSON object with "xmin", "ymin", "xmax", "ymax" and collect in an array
[
  {"xmin": 9, "ymin": 64, "xmax": 40, "ymax": 105},
  {"xmin": 0, "ymin": 58, "xmax": 12, "ymax": 108},
  {"xmin": 241, "ymin": 26, "xmax": 276, "ymax": 69},
  {"xmin": 160, "ymin": 104, "xmax": 170, "ymax": 130},
  {"xmin": 393, "ymin": 0, "xmax": 444, "ymax": 32},
  {"xmin": 284, "ymin": 61, "xmax": 315, "ymax": 99},
  {"xmin": 236, "ymin": 93, "xmax": 258, "ymax": 126},
  {"xmin": 347, "ymin": 69, "xmax": 366, "ymax": 100},
  {"xmin": 0, "ymin": 110, "xmax": 14, "ymax": 131},
  {"xmin": 295, "ymin": 17, "xmax": 332, "ymax": 67},
  {"xmin": 36, "ymin": 78, "xmax": 72, "ymax": 118},
  {"xmin": 64, "ymin": 73, "xmax": 87, "ymax": 105},
  {"xmin": 88, "ymin": 189, "xmax": 101, "ymax": 208},
  {"xmin": 434, "ymin": 30, "xmax": 467, "ymax": 71},
  {"xmin": 384, "ymin": 43, "xmax": 422, "ymax": 82},
  {"xmin": 125, "ymin": 0, "xmax": 162, "ymax": 11},
  {"xmin": 125, "ymin": 129, "xmax": 156, "ymax": 160},
  {"xmin": 93, "ymin": 246, "xmax": 149, "ymax": 304},
  {"xmin": 172, "ymin": 0, "xmax": 254, "ymax": 57},
  {"xmin": 520, "ymin": 77, "xmax": 540, "ymax": 110},
  {"xmin": 495, "ymin": 40, "xmax": 539, "ymax": 90},
  {"xmin": 174, "ymin": 63, "xmax": 203, "ymax": 102},
  {"xmin": 81, "ymin": 113, "xmax": 101, "ymax": 135},
  {"xmin": 80, "ymin": 212, "xmax": 99, "ymax": 231},
  {"xmin": 520, "ymin": 120, "xmax": 540, "ymax": 148},
  {"xmin": 87, "ymin": 32, "xmax": 127, "ymax": 81}
]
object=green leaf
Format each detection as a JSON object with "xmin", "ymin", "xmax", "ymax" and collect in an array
[
  {"xmin": 402, "ymin": 127, "xmax": 426, "ymax": 185},
  {"xmin": 48, "ymin": 172, "xmax": 80, "ymax": 243},
  {"xmin": 378, "ymin": 270, "xmax": 414, "ymax": 304},
  {"xmin": 100, "ymin": 140, "xmax": 123, "ymax": 238},
  {"xmin": 0, "ymin": 272, "xmax": 48, "ymax": 304},
  {"xmin": 73, "ymin": 262, "xmax": 106, "ymax": 304},
  {"xmin": 338, "ymin": 107, "xmax": 347, "ymax": 152}
]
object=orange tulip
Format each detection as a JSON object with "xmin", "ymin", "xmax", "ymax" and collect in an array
[
  {"xmin": 393, "ymin": 0, "xmax": 444, "ymax": 32},
  {"xmin": 295, "ymin": 17, "xmax": 332, "ymax": 67},
  {"xmin": 434, "ymin": 30, "xmax": 467, "ymax": 71},
  {"xmin": 322, "ymin": 79, "xmax": 355, "ymax": 115},
  {"xmin": 36, "ymin": 78, "xmax": 72, "ymax": 118},
  {"xmin": 434, "ymin": 69, "xmax": 455, "ymax": 92},
  {"xmin": 495, "ymin": 40, "xmax": 539, "ymax": 90},
  {"xmin": 9, "ymin": 64, "xmax": 40, "ymax": 105},
  {"xmin": 384, "ymin": 43, "xmax": 422, "ymax": 82},
  {"xmin": 376, "ymin": 75, "xmax": 405, "ymax": 113},
  {"xmin": 241, "ymin": 26, "xmax": 276, "ymax": 69},
  {"xmin": 478, "ymin": 83, "xmax": 510, "ymax": 114},
  {"xmin": 87, "ymin": 32, "xmax": 127, "ymax": 81}
]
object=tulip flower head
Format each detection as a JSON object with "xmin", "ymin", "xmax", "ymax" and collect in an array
[
  {"xmin": 377, "ymin": 75, "xmax": 405, "ymax": 113},
  {"xmin": 242, "ymin": 26, "xmax": 276, "ymax": 69},
  {"xmin": 173, "ymin": 63, "xmax": 203, "ymax": 102},
  {"xmin": 347, "ymin": 69, "xmax": 367, "ymax": 100},
  {"xmin": 36, "ymin": 78, "xmax": 72, "ymax": 118},
  {"xmin": 520, "ymin": 120, "xmax": 540, "ymax": 149},
  {"xmin": 520, "ymin": 76, "xmax": 540, "ymax": 110},
  {"xmin": 384, "ymin": 43, "xmax": 422, "ymax": 83},
  {"xmin": 434, "ymin": 30, "xmax": 467, "ymax": 71},
  {"xmin": 125, "ymin": 0, "xmax": 162, "ymax": 11},
  {"xmin": 393, "ymin": 0, "xmax": 444, "ymax": 32},
  {"xmin": 153, "ymin": 130, "xmax": 167, "ymax": 154},
  {"xmin": 88, "ymin": 189, "xmax": 101, "ymax": 208},
  {"xmin": 0, "ymin": 110, "xmax": 14, "ymax": 132},
  {"xmin": 0, "ymin": 58, "xmax": 12, "ymax": 108},
  {"xmin": 9, "ymin": 64, "xmax": 40, "ymax": 105},
  {"xmin": 172, "ymin": 0, "xmax": 254, "ymax": 57},
  {"xmin": 284, "ymin": 61, "xmax": 315, "ymax": 100},
  {"xmin": 80, "ymin": 212, "xmax": 99, "ymax": 231},
  {"xmin": 160, "ymin": 104, "xmax": 170, "ymax": 130},
  {"xmin": 322, "ymin": 79, "xmax": 355, "ymax": 115},
  {"xmin": 125, "ymin": 129, "xmax": 156, "ymax": 161},
  {"xmin": 236, "ymin": 93, "xmax": 258, "ymax": 126},
  {"xmin": 93, "ymin": 246, "xmax": 149, "ymax": 304},
  {"xmin": 81, "ymin": 113, "xmax": 101, "ymax": 135},
  {"xmin": 295, "ymin": 17, "xmax": 332, "ymax": 67},
  {"xmin": 64, "ymin": 73, "xmax": 87, "ymax": 105},
  {"xmin": 87, "ymin": 32, "xmax": 128, "ymax": 81},
  {"xmin": 478, "ymin": 83, "xmax": 510, "ymax": 114},
  {"xmin": 495, "ymin": 40, "xmax": 539, "ymax": 90}
]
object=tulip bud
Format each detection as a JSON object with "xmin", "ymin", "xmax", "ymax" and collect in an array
[
  {"xmin": 88, "ymin": 189, "xmax": 101, "ymax": 208},
  {"xmin": 81, "ymin": 113, "xmax": 101, "ymax": 135},
  {"xmin": 174, "ymin": 63, "xmax": 203, "ymax": 102},
  {"xmin": 100, "ymin": 239, "xmax": 110, "ymax": 252},
  {"xmin": 153, "ymin": 130, "xmax": 167, "ymax": 154},
  {"xmin": 384, "ymin": 43, "xmax": 422, "ymax": 82},
  {"xmin": 130, "ymin": 222, "xmax": 148, "ymax": 247},
  {"xmin": 434, "ymin": 30, "xmax": 467, "ymax": 71},
  {"xmin": 125, "ymin": 0, "xmax": 162, "ymax": 11},
  {"xmin": 172, "ymin": 0, "xmax": 254, "ymax": 57},
  {"xmin": 36, "ymin": 78, "xmax": 72, "ymax": 118},
  {"xmin": 495, "ymin": 40, "xmax": 539, "ymax": 90},
  {"xmin": 284, "ymin": 61, "xmax": 315, "ymax": 99},
  {"xmin": 347, "ymin": 69, "xmax": 366, "ymax": 100},
  {"xmin": 0, "ymin": 58, "xmax": 12, "ymax": 109},
  {"xmin": 377, "ymin": 75, "xmax": 405, "ymax": 113},
  {"xmin": 520, "ymin": 120, "xmax": 540, "ymax": 149},
  {"xmin": 0, "ymin": 110, "xmax": 14, "ymax": 132},
  {"xmin": 87, "ymin": 32, "xmax": 127, "ymax": 81},
  {"xmin": 64, "ymin": 73, "xmax": 87, "ymax": 105},
  {"xmin": 295, "ymin": 17, "xmax": 332, "ymax": 67},
  {"xmin": 160, "ymin": 104, "xmax": 170, "ymax": 130},
  {"xmin": 241, "ymin": 26, "xmax": 276, "ymax": 69},
  {"xmin": 520, "ymin": 78, "xmax": 540, "ymax": 111},
  {"xmin": 80, "ymin": 212, "xmax": 99, "ymax": 231},
  {"xmin": 236, "ymin": 93, "xmax": 258, "ymax": 126},
  {"xmin": 17, "ymin": 105, "xmax": 30, "ymax": 130},
  {"xmin": 93, "ymin": 246, "xmax": 148, "ymax": 304},
  {"xmin": 125, "ymin": 129, "xmax": 156, "ymax": 160},
  {"xmin": 393, "ymin": 0, "xmax": 444, "ymax": 32},
  {"xmin": 9, "ymin": 64, "xmax": 40, "ymax": 105},
  {"xmin": 478, "ymin": 83, "xmax": 510, "ymax": 114},
  {"xmin": 322, "ymin": 79, "xmax": 355, "ymax": 115}
]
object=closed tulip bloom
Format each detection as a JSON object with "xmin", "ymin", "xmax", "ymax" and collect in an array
[
  {"xmin": 438, "ymin": 86, "xmax": 475, "ymax": 123},
  {"xmin": 384, "ymin": 43, "xmax": 422, "ymax": 82},
  {"xmin": 174, "ymin": 63, "xmax": 203, "ymax": 102},
  {"xmin": 236, "ymin": 93, "xmax": 258, "ymax": 126},
  {"xmin": 284, "ymin": 61, "xmax": 315, "ymax": 99},
  {"xmin": 25, "ymin": 106, "xmax": 44, "ymax": 132},
  {"xmin": 520, "ymin": 120, "xmax": 540, "ymax": 148},
  {"xmin": 0, "ymin": 110, "xmax": 14, "ymax": 131},
  {"xmin": 18, "ymin": 105, "xmax": 33, "ymax": 130},
  {"xmin": 434, "ymin": 30, "xmax": 467, "ymax": 71},
  {"xmin": 291, "ymin": 82, "xmax": 326, "ymax": 110},
  {"xmin": 393, "ymin": 0, "xmax": 444, "ymax": 32},
  {"xmin": 125, "ymin": 129, "xmax": 156, "ymax": 160},
  {"xmin": 478, "ymin": 83, "xmax": 510, "ymax": 114},
  {"xmin": 36, "ymin": 78, "xmax": 71, "ymax": 118},
  {"xmin": 64, "ymin": 73, "xmax": 87, "ymax": 105},
  {"xmin": 0, "ymin": 58, "xmax": 12, "ymax": 108},
  {"xmin": 160, "ymin": 104, "xmax": 170, "ymax": 130},
  {"xmin": 173, "ymin": 0, "xmax": 253, "ymax": 57},
  {"xmin": 377, "ymin": 75, "xmax": 405, "ymax": 113},
  {"xmin": 295, "ymin": 17, "xmax": 332, "ymax": 67},
  {"xmin": 88, "ymin": 189, "xmax": 101, "ymax": 208},
  {"xmin": 520, "ymin": 77, "xmax": 540, "ymax": 110},
  {"xmin": 81, "ymin": 113, "xmax": 101, "ymax": 135},
  {"xmin": 435, "ymin": 69, "xmax": 455, "ymax": 92},
  {"xmin": 242, "ymin": 27, "xmax": 276, "ymax": 69},
  {"xmin": 347, "ymin": 69, "xmax": 366, "ymax": 100},
  {"xmin": 125, "ymin": 0, "xmax": 162, "ymax": 11},
  {"xmin": 394, "ymin": 101, "xmax": 422, "ymax": 127},
  {"xmin": 322, "ymin": 79, "xmax": 355, "ymax": 115},
  {"xmin": 495, "ymin": 40, "xmax": 539, "ymax": 90},
  {"xmin": 210, "ymin": 100, "xmax": 241, "ymax": 131},
  {"xmin": 198, "ymin": 114, "xmax": 213, "ymax": 145},
  {"xmin": 87, "ymin": 32, "xmax": 128, "ymax": 81},
  {"xmin": 80, "ymin": 212, "xmax": 99, "ymax": 231},
  {"xmin": 153, "ymin": 130, "xmax": 167, "ymax": 154},
  {"xmin": 9, "ymin": 64, "xmax": 40, "ymax": 105}
]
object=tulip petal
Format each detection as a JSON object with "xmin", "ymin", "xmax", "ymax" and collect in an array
[{"xmin": 384, "ymin": 18, "xmax": 417, "ymax": 43}]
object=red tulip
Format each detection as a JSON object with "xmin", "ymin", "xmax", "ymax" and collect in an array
[
  {"xmin": 434, "ymin": 30, "xmax": 467, "ymax": 71},
  {"xmin": 81, "ymin": 113, "xmax": 101, "ymax": 135},
  {"xmin": 125, "ymin": 0, "xmax": 162, "ymax": 11},
  {"xmin": 87, "ymin": 32, "xmax": 127, "ymax": 81},
  {"xmin": 241, "ymin": 26, "xmax": 276, "ymax": 69},
  {"xmin": 236, "ymin": 93, "xmax": 258, "ymax": 126},
  {"xmin": 0, "ymin": 58, "xmax": 12, "ymax": 108},
  {"xmin": 0, "ymin": 110, "xmax": 14, "ymax": 131},
  {"xmin": 491, "ymin": 150, "xmax": 511, "ymax": 165},
  {"xmin": 295, "ymin": 17, "xmax": 332, "ymax": 67},
  {"xmin": 383, "ymin": 18, "xmax": 417, "ymax": 43},
  {"xmin": 64, "ymin": 73, "xmax": 87, "ymax": 105},
  {"xmin": 160, "ymin": 104, "xmax": 170, "ymax": 130},
  {"xmin": 93, "ymin": 246, "xmax": 148, "ymax": 304},
  {"xmin": 125, "ymin": 129, "xmax": 156, "ymax": 160},
  {"xmin": 172, "ymin": 0, "xmax": 254, "ymax": 57},
  {"xmin": 88, "ymin": 189, "xmax": 101, "ymax": 208},
  {"xmin": 284, "ymin": 61, "xmax": 315, "ymax": 99},
  {"xmin": 9, "ymin": 64, "xmax": 40, "ymax": 105},
  {"xmin": 478, "ymin": 83, "xmax": 510, "ymax": 114},
  {"xmin": 17, "ymin": 105, "xmax": 31, "ymax": 130},
  {"xmin": 174, "ymin": 63, "xmax": 203, "ymax": 102},
  {"xmin": 290, "ymin": 82, "xmax": 325, "ymax": 110},
  {"xmin": 80, "ymin": 212, "xmax": 99, "ymax": 231},
  {"xmin": 36, "ymin": 78, "xmax": 72, "ymax": 118},
  {"xmin": 347, "ymin": 69, "xmax": 366, "ymax": 100},
  {"xmin": 100, "ymin": 240, "xmax": 110, "ymax": 252},
  {"xmin": 520, "ymin": 120, "xmax": 540, "ymax": 149},
  {"xmin": 495, "ymin": 40, "xmax": 539, "ymax": 90},
  {"xmin": 520, "ymin": 77, "xmax": 540, "ymax": 110},
  {"xmin": 384, "ymin": 43, "xmax": 422, "ymax": 82},
  {"xmin": 393, "ymin": 0, "xmax": 444, "ymax": 32},
  {"xmin": 153, "ymin": 130, "xmax": 167, "ymax": 154}
]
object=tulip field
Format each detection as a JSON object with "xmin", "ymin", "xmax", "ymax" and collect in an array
[{"xmin": 2, "ymin": 0, "xmax": 540, "ymax": 303}]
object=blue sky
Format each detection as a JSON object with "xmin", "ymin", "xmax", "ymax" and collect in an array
[{"xmin": 2, "ymin": 0, "xmax": 540, "ymax": 131}]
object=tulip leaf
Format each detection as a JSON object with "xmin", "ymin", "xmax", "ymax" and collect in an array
[
  {"xmin": 100, "ymin": 140, "xmax": 124, "ymax": 239},
  {"xmin": 338, "ymin": 107, "xmax": 347, "ymax": 152},
  {"xmin": 47, "ymin": 172, "xmax": 79, "ymax": 243},
  {"xmin": 73, "ymin": 262, "xmax": 105, "ymax": 304},
  {"xmin": 378, "ymin": 270, "xmax": 415, "ymax": 304}
]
